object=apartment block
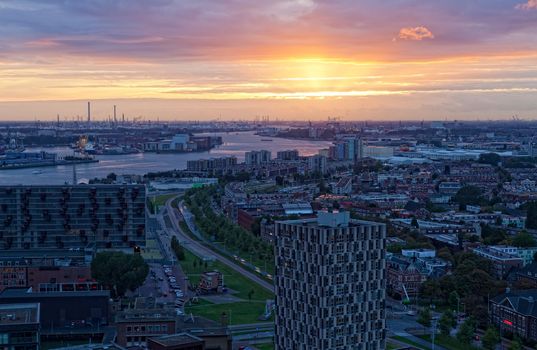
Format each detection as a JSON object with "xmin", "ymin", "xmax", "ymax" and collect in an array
[
  {"xmin": 0, "ymin": 185, "xmax": 146, "ymax": 251},
  {"xmin": 274, "ymin": 211, "xmax": 386, "ymax": 350}
]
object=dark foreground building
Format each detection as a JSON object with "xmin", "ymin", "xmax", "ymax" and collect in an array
[
  {"xmin": 0, "ymin": 288, "xmax": 110, "ymax": 330},
  {"xmin": 0, "ymin": 303, "xmax": 40, "ymax": 350}
]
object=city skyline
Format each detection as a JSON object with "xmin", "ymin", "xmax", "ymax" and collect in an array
[{"xmin": 1, "ymin": 0, "xmax": 537, "ymax": 120}]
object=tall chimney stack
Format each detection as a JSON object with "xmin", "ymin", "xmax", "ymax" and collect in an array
[
  {"xmin": 113, "ymin": 105, "xmax": 117, "ymax": 123},
  {"xmin": 87, "ymin": 101, "xmax": 91, "ymax": 123}
]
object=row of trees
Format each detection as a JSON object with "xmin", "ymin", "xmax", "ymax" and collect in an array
[
  {"xmin": 171, "ymin": 236, "xmax": 186, "ymax": 261},
  {"xmin": 184, "ymin": 186, "xmax": 274, "ymax": 270}
]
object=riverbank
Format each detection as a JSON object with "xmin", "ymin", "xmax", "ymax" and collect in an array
[{"xmin": 0, "ymin": 158, "xmax": 98, "ymax": 170}]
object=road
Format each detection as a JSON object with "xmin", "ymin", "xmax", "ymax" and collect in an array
[{"xmin": 162, "ymin": 195, "xmax": 275, "ymax": 293}]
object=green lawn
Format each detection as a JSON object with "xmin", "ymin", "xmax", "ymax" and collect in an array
[
  {"xmin": 392, "ymin": 336, "xmax": 430, "ymax": 350},
  {"xmin": 141, "ymin": 239, "xmax": 164, "ymax": 260},
  {"xmin": 418, "ymin": 334, "xmax": 479, "ymax": 350},
  {"xmin": 180, "ymin": 249, "xmax": 273, "ymax": 301},
  {"xmin": 185, "ymin": 300, "xmax": 271, "ymax": 325},
  {"xmin": 255, "ymin": 343, "xmax": 275, "ymax": 350},
  {"xmin": 179, "ymin": 247, "xmax": 274, "ymax": 325},
  {"xmin": 151, "ymin": 193, "xmax": 177, "ymax": 209}
]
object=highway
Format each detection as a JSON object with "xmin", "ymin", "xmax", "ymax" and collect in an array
[{"xmin": 162, "ymin": 195, "xmax": 275, "ymax": 293}]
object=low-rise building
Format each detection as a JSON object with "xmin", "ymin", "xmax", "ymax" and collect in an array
[
  {"xmin": 116, "ymin": 307, "xmax": 176, "ymax": 348},
  {"xmin": 0, "ymin": 303, "xmax": 40, "ymax": 350},
  {"xmin": 472, "ymin": 246, "xmax": 524, "ymax": 279},
  {"xmin": 490, "ymin": 289, "xmax": 537, "ymax": 341},
  {"xmin": 333, "ymin": 177, "xmax": 352, "ymax": 195}
]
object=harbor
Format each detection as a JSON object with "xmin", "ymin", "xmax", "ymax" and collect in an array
[{"xmin": 0, "ymin": 151, "xmax": 98, "ymax": 170}]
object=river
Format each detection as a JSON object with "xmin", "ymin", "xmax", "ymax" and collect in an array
[{"xmin": 0, "ymin": 131, "xmax": 333, "ymax": 185}]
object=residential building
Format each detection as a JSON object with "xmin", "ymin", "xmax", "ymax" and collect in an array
[
  {"xmin": 0, "ymin": 303, "xmax": 40, "ymax": 350},
  {"xmin": 186, "ymin": 157, "xmax": 237, "ymax": 173},
  {"xmin": 333, "ymin": 177, "xmax": 352, "ymax": 195},
  {"xmin": 116, "ymin": 307, "xmax": 176, "ymax": 348},
  {"xmin": 276, "ymin": 149, "xmax": 299, "ymax": 162},
  {"xmin": 274, "ymin": 211, "xmax": 386, "ymax": 349},
  {"xmin": 0, "ymin": 185, "xmax": 146, "ymax": 250},
  {"xmin": 307, "ymin": 154, "xmax": 327, "ymax": 175},
  {"xmin": 386, "ymin": 255, "xmax": 428, "ymax": 299},
  {"xmin": 490, "ymin": 289, "xmax": 537, "ymax": 341},
  {"xmin": 245, "ymin": 150, "xmax": 271, "ymax": 165},
  {"xmin": 472, "ymin": 246, "xmax": 524, "ymax": 279}
]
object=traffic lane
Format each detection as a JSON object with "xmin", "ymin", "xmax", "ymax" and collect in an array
[{"xmin": 167, "ymin": 199, "xmax": 273, "ymax": 293}]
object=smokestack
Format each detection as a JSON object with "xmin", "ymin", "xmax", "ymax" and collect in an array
[
  {"xmin": 114, "ymin": 105, "xmax": 117, "ymax": 123},
  {"xmin": 87, "ymin": 101, "xmax": 91, "ymax": 123}
]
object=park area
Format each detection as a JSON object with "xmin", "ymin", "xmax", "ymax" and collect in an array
[{"xmin": 180, "ymin": 249, "xmax": 274, "ymax": 325}]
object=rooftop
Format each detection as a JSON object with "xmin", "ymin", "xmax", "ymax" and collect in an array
[
  {"xmin": 0, "ymin": 303, "xmax": 40, "ymax": 326},
  {"xmin": 149, "ymin": 333, "xmax": 204, "ymax": 347},
  {"xmin": 0, "ymin": 288, "xmax": 109, "ymax": 299}
]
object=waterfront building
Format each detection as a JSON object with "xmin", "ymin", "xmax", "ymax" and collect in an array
[
  {"xmin": 186, "ymin": 156, "xmax": 237, "ymax": 173},
  {"xmin": 276, "ymin": 149, "xmax": 299, "ymax": 162},
  {"xmin": 0, "ymin": 185, "xmax": 146, "ymax": 251},
  {"xmin": 245, "ymin": 150, "xmax": 272, "ymax": 165},
  {"xmin": 274, "ymin": 211, "xmax": 386, "ymax": 350}
]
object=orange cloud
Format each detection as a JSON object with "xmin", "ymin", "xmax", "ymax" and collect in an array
[
  {"xmin": 397, "ymin": 26, "xmax": 435, "ymax": 41},
  {"xmin": 516, "ymin": 0, "xmax": 537, "ymax": 10}
]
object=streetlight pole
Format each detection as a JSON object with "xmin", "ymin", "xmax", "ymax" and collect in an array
[{"xmin": 431, "ymin": 317, "xmax": 438, "ymax": 350}]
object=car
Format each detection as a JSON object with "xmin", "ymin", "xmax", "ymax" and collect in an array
[
  {"xmin": 158, "ymin": 277, "xmax": 164, "ymax": 281},
  {"xmin": 175, "ymin": 309, "xmax": 184, "ymax": 316}
]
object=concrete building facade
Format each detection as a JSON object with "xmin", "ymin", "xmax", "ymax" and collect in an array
[
  {"xmin": 274, "ymin": 211, "xmax": 386, "ymax": 350},
  {"xmin": 0, "ymin": 185, "xmax": 146, "ymax": 251}
]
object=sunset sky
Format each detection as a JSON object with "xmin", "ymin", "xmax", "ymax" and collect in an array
[{"xmin": 1, "ymin": 0, "xmax": 537, "ymax": 121}]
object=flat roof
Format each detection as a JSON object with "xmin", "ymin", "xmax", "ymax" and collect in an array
[
  {"xmin": 276, "ymin": 217, "xmax": 382, "ymax": 228},
  {"xmin": 0, "ymin": 288, "xmax": 109, "ymax": 299},
  {"xmin": 0, "ymin": 303, "xmax": 40, "ymax": 325},
  {"xmin": 149, "ymin": 333, "xmax": 204, "ymax": 346}
]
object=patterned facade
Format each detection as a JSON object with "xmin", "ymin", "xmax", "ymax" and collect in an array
[
  {"xmin": 0, "ymin": 185, "xmax": 145, "ymax": 250},
  {"xmin": 274, "ymin": 211, "xmax": 386, "ymax": 350}
]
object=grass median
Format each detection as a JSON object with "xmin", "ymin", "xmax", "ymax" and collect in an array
[{"xmin": 180, "ymin": 249, "xmax": 274, "ymax": 325}]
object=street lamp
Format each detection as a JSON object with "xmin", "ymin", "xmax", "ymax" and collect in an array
[{"xmin": 431, "ymin": 316, "xmax": 439, "ymax": 350}]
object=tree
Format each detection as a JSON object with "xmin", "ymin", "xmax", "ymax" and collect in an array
[
  {"xmin": 482, "ymin": 326, "xmax": 500, "ymax": 350},
  {"xmin": 170, "ymin": 236, "xmax": 186, "ymax": 261},
  {"xmin": 527, "ymin": 201, "xmax": 537, "ymax": 229},
  {"xmin": 437, "ymin": 247, "xmax": 454, "ymax": 264},
  {"xmin": 448, "ymin": 291, "xmax": 460, "ymax": 311},
  {"xmin": 247, "ymin": 289, "xmax": 255, "ymax": 302},
  {"xmin": 509, "ymin": 335, "xmax": 522, "ymax": 350},
  {"xmin": 456, "ymin": 318, "xmax": 475, "ymax": 344},
  {"xmin": 411, "ymin": 217, "xmax": 419, "ymax": 228},
  {"xmin": 512, "ymin": 230, "xmax": 537, "ymax": 248},
  {"xmin": 417, "ymin": 308, "xmax": 432, "ymax": 328},
  {"xmin": 479, "ymin": 153, "xmax": 501, "ymax": 166},
  {"xmin": 439, "ymin": 311, "xmax": 455, "ymax": 336},
  {"xmin": 91, "ymin": 251, "xmax": 149, "ymax": 298},
  {"xmin": 454, "ymin": 185, "xmax": 484, "ymax": 210}
]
